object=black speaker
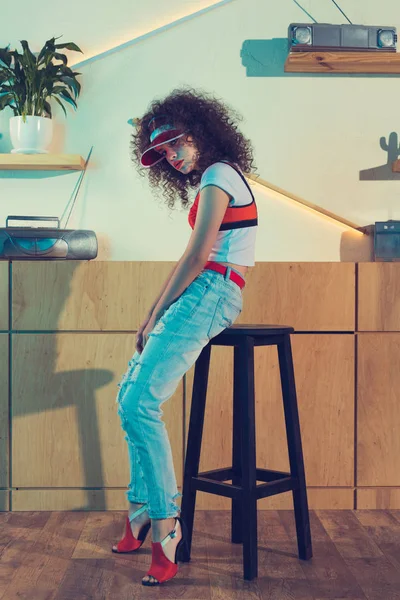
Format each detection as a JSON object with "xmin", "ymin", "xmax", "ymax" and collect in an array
[{"xmin": 374, "ymin": 220, "xmax": 400, "ymax": 262}]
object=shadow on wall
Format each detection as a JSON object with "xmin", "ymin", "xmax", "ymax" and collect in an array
[
  {"xmin": 360, "ymin": 132, "xmax": 400, "ymax": 181},
  {"xmin": 2, "ymin": 259, "xmax": 121, "ymax": 513},
  {"xmin": 241, "ymin": 38, "xmax": 312, "ymax": 78}
]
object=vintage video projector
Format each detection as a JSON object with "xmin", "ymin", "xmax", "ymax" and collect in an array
[{"xmin": 288, "ymin": 23, "xmax": 397, "ymax": 52}]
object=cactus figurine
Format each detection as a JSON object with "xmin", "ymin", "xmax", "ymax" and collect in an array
[{"xmin": 380, "ymin": 132, "xmax": 400, "ymax": 163}]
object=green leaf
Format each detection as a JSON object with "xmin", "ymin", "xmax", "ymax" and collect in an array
[
  {"xmin": 0, "ymin": 71, "xmax": 11, "ymax": 84},
  {"xmin": 37, "ymin": 46, "xmax": 47, "ymax": 64},
  {"xmin": 43, "ymin": 100, "xmax": 52, "ymax": 118},
  {"xmin": 52, "ymin": 95, "xmax": 67, "ymax": 117},
  {"xmin": 51, "ymin": 85, "xmax": 66, "ymax": 94},
  {"xmin": 55, "ymin": 42, "xmax": 83, "ymax": 53},
  {"xmin": 59, "ymin": 88, "xmax": 77, "ymax": 109},
  {"xmin": 44, "ymin": 37, "xmax": 56, "ymax": 50},
  {"xmin": 12, "ymin": 66, "xmax": 23, "ymax": 87},
  {"xmin": 0, "ymin": 93, "xmax": 15, "ymax": 111},
  {"xmin": 9, "ymin": 50, "xmax": 22, "ymax": 65},
  {"xmin": 45, "ymin": 62, "xmax": 58, "ymax": 75},
  {"xmin": 59, "ymin": 75, "xmax": 81, "ymax": 97},
  {"xmin": 58, "ymin": 65, "xmax": 74, "ymax": 77},
  {"xmin": 37, "ymin": 48, "xmax": 52, "ymax": 66},
  {"xmin": 20, "ymin": 40, "xmax": 37, "ymax": 68},
  {"xmin": 37, "ymin": 37, "xmax": 61, "ymax": 65},
  {"xmin": 53, "ymin": 52, "xmax": 68, "ymax": 65},
  {"xmin": 0, "ymin": 47, "xmax": 12, "ymax": 68},
  {"xmin": 17, "ymin": 52, "xmax": 28, "ymax": 70}
]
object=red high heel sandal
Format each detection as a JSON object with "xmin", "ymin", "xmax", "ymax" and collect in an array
[
  {"xmin": 112, "ymin": 503, "xmax": 151, "ymax": 553},
  {"xmin": 142, "ymin": 516, "xmax": 187, "ymax": 586}
]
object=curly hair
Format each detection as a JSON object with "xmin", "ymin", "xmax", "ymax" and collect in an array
[{"xmin": 130, "ymin": 87, "xmax": 256, "ymax": 210}]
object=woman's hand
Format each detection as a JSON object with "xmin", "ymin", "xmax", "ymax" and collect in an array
[
  {"xmin": 136, "ymin": 315, "xmax": 151, "ymax": 354},
  {"xmin": 136, "ymin": 312, "xmax": 158, "ymax": 354}
]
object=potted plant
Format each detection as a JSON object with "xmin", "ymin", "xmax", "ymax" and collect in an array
[{"xmin": 0, "ymin": 36, "xmax": 82, "ymax": 153}]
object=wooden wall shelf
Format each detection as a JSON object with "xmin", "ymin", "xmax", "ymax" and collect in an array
[
  {"xmin": 0, "ymin": 154, "xmax": 85, "ymax": 171},
  {"xmin": 284, "ymin": 51, "xmax": 400, "ymax": 74}
]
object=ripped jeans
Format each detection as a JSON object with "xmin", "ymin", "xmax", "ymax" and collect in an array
[{"xmin": 115, "ymin": 266, "xmax": 243, "ymax": 519}]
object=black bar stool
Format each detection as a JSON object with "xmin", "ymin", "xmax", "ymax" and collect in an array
[{"xmin": 180, "ymin": 324, "xmax": 313, "ymax": 580}]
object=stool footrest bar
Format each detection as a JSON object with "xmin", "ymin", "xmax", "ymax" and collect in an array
[
  {"xmin": 197, "ymin": 467, "xmax": 234, "ymax": 481},
  {"xmin": 192, "ymin": 467, "xmax": 298, "ymax": 500},
  {"xmin": 256, "ymin": 468, "xmax": 292, "ymax": 482},
  {"xmin": 191, "ymin": 477, "xmax": 242, "ymax": 499},
  {"xmin": 256, "ymin": 477, "xmax": 296, "ymax": 499}
]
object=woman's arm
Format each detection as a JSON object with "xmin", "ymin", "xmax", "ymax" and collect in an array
[
  {"xmin": 146, "ymin": 260, "xmax": 182, "ymax": 318},
  {"xmin": 151, "ymin": 255, "xmax": 206, "ymax": 320},
  {"xmin": 151, "ymin": 185, "xmax": 230, "ymax": 319}
]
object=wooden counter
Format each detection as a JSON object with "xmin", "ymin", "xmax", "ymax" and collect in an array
[{"xmin": 0, "ymin": 261, "xmax": 397, "ymax": 511}]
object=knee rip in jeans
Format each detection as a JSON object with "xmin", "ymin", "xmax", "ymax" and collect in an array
[
  {"xmin": 116, "ymin": 358, "xmax": 144, "ymax": 403},
  {"xmin": 116, "ymin": 318, "xmax": 167, "ymax": 402},
  {"xmin": 117, "ymin": 401, "xmax": 135, "ymax": 436}
]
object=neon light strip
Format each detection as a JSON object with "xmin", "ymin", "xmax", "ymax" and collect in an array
[
  {"xmin": 71, "ymin": 0, "xmax": 234, "ymax": 69},
  {"xmin": 245, "ymin": 172, "xmax": 365, "ymax": 233}
]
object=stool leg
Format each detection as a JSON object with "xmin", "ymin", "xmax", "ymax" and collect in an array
[
  {"xmin": 232, "ymin": 344, "xmax": 243, "ymax": 544},
  {"xmin": 238, "ymin": 336, "xmax": 258, "ymax": 580},
  {"xmin": 180, "ymin": 342, "xmax": 212, "ymax": 562},
  {"xmin": 278, "ymin": 334, "xmax": 313, "ymax": 561}
]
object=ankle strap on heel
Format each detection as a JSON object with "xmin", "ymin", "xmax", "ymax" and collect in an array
[
  {"xmin": 128, "ymin": 503, "xmax": 148, "ymax": 523},
  {"xmin": 160, "ymin": 517, "xmax": 179, "ymax": 548}
]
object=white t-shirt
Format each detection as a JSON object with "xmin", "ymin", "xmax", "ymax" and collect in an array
[{"xmin": 199, "ymin": 161, "xmax": 257, "ymax": 266}]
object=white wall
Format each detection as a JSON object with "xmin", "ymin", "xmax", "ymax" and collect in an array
[{"xmin": 1, "ymin": 0, "xmax": 399, "ymax": 261}]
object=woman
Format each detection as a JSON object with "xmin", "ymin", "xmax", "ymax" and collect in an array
[{"xmin": 112, "ymin": 88, "xmax": 258, "ymax": 586}]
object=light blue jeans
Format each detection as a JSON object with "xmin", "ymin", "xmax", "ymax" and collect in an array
[{"xmin": 116, "ymin": 266, "xmax": 243, "ymax": 519}]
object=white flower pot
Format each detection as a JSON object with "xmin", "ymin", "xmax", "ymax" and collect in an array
[{"xmin": 9, "ymin": 116, "xmax": 53, "ymax": 154}]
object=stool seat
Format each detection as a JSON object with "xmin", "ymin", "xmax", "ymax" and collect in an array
[
  {"xmin": 180, "ymin": 324, "xmax": 313, "ymax": 581},
  {"xmin": 214, "ymin": 324, "xmax": 295, "ymax": 336}
]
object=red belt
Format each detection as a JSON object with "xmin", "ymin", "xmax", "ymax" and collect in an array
[{"xmin": 204, "ymin": 260, "xmax": 246, "ymax": 289}]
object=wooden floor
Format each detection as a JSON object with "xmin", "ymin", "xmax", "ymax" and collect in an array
[{"xmin": 1, "ymin": 509, "xmax": 400, "ymax": 599}]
